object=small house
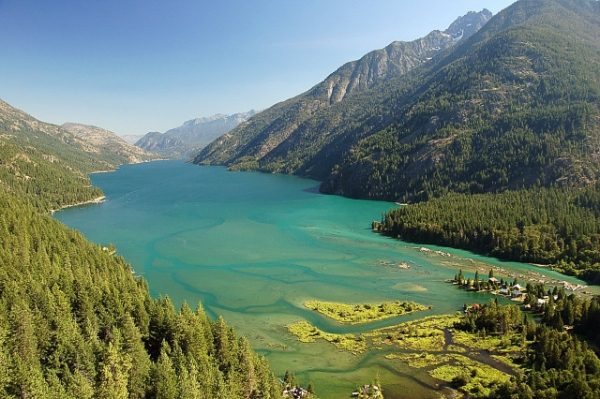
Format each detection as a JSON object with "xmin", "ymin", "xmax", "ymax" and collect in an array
[{"xmin": 537, "ymin": 298, "xmax": 547, "ymax": 307}]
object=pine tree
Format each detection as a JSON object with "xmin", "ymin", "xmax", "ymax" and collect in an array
[
  {"xmin": 151, "ymin": 341, "xmax": 178, "ymax": 399},
  {"xmin": 238, "ymin": 336, "xmax": 257, "ymax": 399},
  {"xmin": 120, "ymin": 313, "xmax": 151, "ymax": 399},
  {"xmin": 96, "ymin": 341, "xmax": 131, "ymax": 399}
]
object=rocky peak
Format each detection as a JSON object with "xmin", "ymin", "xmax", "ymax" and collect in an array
[
  {"xmin": 444, "ymin": 9, "xmax": 493, "ymax": 41},
  {"xmin": 316, "ymin": 9, "xmax": 493, "ymax": 104}
]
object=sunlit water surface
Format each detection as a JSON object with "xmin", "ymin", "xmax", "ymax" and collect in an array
[{"xmin": 54, "ymin": 160, "xmax": 597, "ymax": 398}]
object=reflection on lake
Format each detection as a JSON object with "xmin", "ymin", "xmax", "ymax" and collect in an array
[{"xmin": 54, "ymin": 160, "xmax": 598, "ymax": 398}]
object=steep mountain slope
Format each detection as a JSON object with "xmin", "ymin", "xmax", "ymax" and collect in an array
[
  {"xmin": 195, "ymin": 0, "xmax": 600, "ymax": 203},
  {"xmin": 193, "ymin": 9, "xmax": 492, "ymax": 172},
  {"xmin": 62, "ymin": 122, "xmax": 158, "ymax": 164},
  {"xmin": 136, "ymin": 111, "xmax": 256, "ymax": 158},
  {"xmin": 322, "ymin": 0, "xmax": 600, "ymax": 201},
  {"xmin": 318, "ymin": 9, "xmax": 491, "ymax": 105},
  {"xmin": 0, "ymin": 100, "xmax": 149, "ymax": 210},
  {"xmin": 135, "ymin": 132, "xmax": 186, "ymax": 157}
]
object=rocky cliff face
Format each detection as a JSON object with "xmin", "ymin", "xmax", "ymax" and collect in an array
[
  {"xmin": 316, "ymin": 9, "xmax": 492, "ymax": 104},
  {"xmin": 445, "ymin": 9, "xmax": 492, "ymax": 40}
]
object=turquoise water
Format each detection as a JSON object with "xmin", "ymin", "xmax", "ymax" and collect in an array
[{"xmin": 54, "ymin": 160, "xmax": 597, "ymax": 398}]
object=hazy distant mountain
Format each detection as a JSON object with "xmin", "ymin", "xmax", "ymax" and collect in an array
[
  {"xmin": 135, "ymin": 111, "xmax": 256, "ymax": 158},
  {"xmin": 120, "ymin": 134, "xmax": 145, "ymax": 145},
  {"xmin": 62, "ymin": 123, "xmax": 158, "ymax": 164}
]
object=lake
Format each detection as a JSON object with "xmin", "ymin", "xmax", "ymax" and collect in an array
[{"xmin": 54, "ymin": 160, "xmax": 596, "ymax": 398}]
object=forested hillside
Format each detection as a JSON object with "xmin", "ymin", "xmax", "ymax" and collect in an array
[
  {"xmin": 0, "ymin": 98, "xmax": 285, "ymax": 398},
  {"xmin": 194, "ymin": 0, "xmax": 600, "ymax": 204},
  {"xmin": 323, "ymin": 0, "xmax": 600, "ymax": 202},
  {"xmin": 0, "ymin": 100, "xmax": 158, "ymax": 211},
  {"xmin": 0, "ymin": 193, "xmax": 282, "ymax": 398},
  {"xmin": 375, "ymin": 184, "xmax": 600, "ymax": 281},
  {"xmin": 193, "ymin": 9, "xmax": 492, "ymax": 176}
]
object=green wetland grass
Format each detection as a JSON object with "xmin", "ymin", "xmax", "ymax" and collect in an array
[
  {"xmin": 304, "ymin": 300, "xmax": 430, "ymax": 325},
  {"xmin": 291, "ymin": 313, "xmax": 518, "ymax": 398}
]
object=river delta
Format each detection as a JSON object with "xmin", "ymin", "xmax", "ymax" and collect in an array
[{"xmin": 54, "ymin": 160, "xmax": 598, "ymax": 398}]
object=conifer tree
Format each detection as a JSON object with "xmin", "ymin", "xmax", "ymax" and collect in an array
[
  {"xmin": 97, "ymin": 341, "xmax": 131, "ymax": 399},
  {"xmin": 151, "ymin": 341, "xmax": 178, "ymax": 399}
]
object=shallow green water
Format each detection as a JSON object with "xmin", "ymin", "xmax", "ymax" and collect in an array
[{"xmin": 54, "ymin": 160, "xmax": 597, "ymax": 398}]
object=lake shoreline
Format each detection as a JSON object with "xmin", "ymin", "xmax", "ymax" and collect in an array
[{"xmin": 50, "ymin": 196, "xmax": 106, "ymax": 214}]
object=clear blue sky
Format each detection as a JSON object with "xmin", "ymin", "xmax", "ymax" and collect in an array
[{"xmin": 0, "ymin": 0, "xmax": 517, "ymax": 136}]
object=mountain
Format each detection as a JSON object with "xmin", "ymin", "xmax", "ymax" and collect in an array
[
  {"xmin": 136, "ymin": 111, "xmax": 256, "ymax": 158},
  {"xmin": 120, "ymin": 134, "xmax": 145, "ymax": 145},
  {"xmin": 320, "ymin": 0, "xmax": 600, "ymax": 201},
  {"xmin": 193, "ymin": 0, "xmax": 600, "ymax": 203},
  {"xmin": 61, "ymin": 122, "xmax": 158, "ymax": 164},
  {"xmin": 193, "ymin": 9, "xmax": 492, "ymax": 174},
  {"xmin": 0, "ymin": 99, "xmax": 160, "ymax": 210},
  {"xmin": 134, "ymin": 132, "xmax": 187, "ymax": 158}
]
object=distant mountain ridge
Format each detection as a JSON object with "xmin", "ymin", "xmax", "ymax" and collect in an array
[
  {"xmin": 194, "ymin": 0, "xmax": 600, "ymax": 203},
  {"xmin": 135, "ymin": 111, "xmax": 256, "ymax": 158},
  {"xmin": 120, "ymin": 134, "xmax": 144, "ymax": 145}
]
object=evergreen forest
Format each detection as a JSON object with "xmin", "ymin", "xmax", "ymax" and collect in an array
[
  {"xmin": 375, "ymin": 184, "xmax": 600, "ymax": 282},
  {"xmin": 0, "ymin": 101, "xmax": 287, "ymax": 398}
]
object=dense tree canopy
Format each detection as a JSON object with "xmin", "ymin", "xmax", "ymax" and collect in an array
[
  {"xmin": 0, "ymin": 99, "xmax": 286, "ymax": 398},
  {"xmin": 0, "ymin": 191, "xmax": 283, "ymax": 398},
  {"xmin": 376, "ymin": 184, "xmax": 600, "ymax": 281}
]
